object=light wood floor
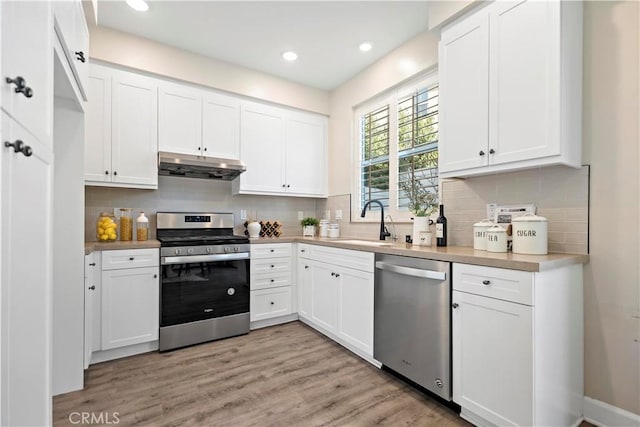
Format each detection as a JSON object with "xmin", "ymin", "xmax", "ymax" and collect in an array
[{"xmin": 54, "ymin": 321, "xmax": 468, "ymax": 426}]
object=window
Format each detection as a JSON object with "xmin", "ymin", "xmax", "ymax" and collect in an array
[{"xmin": 354, "ymin": 72, "xmax": 439, "ymax": 221}]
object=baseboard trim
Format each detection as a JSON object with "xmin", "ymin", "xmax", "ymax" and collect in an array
[{"xmin": 584, "ymin": 396, "xmax": 640, "ymax": 427}]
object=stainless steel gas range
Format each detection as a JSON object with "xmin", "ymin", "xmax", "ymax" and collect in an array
[{"xmin": 157, "ymin": 212, "xmax": 250, "ymax": 351}]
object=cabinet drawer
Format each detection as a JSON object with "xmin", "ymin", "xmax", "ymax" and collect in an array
[
  {"xmin": 251, "ymin": 243, "xmax": 292, "ymax": 259},
  {"xmin": 297, "ymin": 243, "xmax": 312, "ymax": 259},
  {"xmin": 250, "ymin": 287, "xmax": 292, "ymax": 321},
  {"xmin": 251, "ymin": 273, "xmax": 291, "ymax": 291},
  {"xmin": 309, "ymin": 245, "xmax": 374, "ymax": 273},
  {"xmin": 251, "ymin": 257, "xmax": 291, "ymax": 275},
  {"xmin": 102, "ymin": 249, "xmax": 159, "ymax": 270},
  {"xmin": 453, "ymin": 263, "xmax": 533, "ymax": 305}
]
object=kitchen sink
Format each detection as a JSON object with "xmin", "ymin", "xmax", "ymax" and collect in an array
[{"xmin": 337, "ymin": 239, "xmax": 396, "ymax": 247}]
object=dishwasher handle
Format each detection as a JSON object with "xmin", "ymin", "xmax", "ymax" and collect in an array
[{"xmin": 375, "ymin": 261, "xmax": 446, "ymax": 281}]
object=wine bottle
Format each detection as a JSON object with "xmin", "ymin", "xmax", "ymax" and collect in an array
[{"xmin": 436, "ymin": 204, "xmax": 447, "ymax": 247}]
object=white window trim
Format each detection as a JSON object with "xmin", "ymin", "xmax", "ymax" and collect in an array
[{"xmin": 351, "ymin": 70, "xmax": 439, "ymax": 224}]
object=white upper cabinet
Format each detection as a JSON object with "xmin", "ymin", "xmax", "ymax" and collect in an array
[
  {"xmin": 53, "ymin": 0, "xmax": 89, "ymax": 100},
  {"xmin": 158, "ymin": 83, "xmax": 240, "ymax": 159},
  {"xmin": 202, "ymin": 92, "xmax": 240, "ymax": 159},
  {"xmin": 158, "ymin": 82, "xmax": 202, "ymax": 157},
  {"xmin": 1, "ymin": 0, "xmax": 53, "ymax": 147},
  {"xmin": 439, "ymin": 0, "xmax": 583, "ymax": 178},
  {"xmin": 85, "ymin": 63, "xmax": 159, "ymax": 189},
  {"xmin": 233, "ymin": 101, "xmax": 327, "ymax": 198}
]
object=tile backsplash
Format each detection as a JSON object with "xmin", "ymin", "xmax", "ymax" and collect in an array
[
  {"xmin": 441, "ymin": 165, "xmax": 589, "ymax": 254},
  {"xmin": 85, "ymin": 176, "xmax": 318, "ymax": 241}
]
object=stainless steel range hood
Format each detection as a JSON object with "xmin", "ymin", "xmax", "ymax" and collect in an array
[{"xmin": 158, "ymin": 152, "xmax": 246, "ymax": 181}]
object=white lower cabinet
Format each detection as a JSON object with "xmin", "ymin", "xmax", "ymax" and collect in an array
[
  {"xmin": 249, "ymin": 243, "xmax": 294, "ymax": 327},
  {"xmin": 296, "ymin": 244, "xmax": 375, "ymax": 362},
  {"xmin": 85, "ymin": 248, "xmax": 159, "ymax": 364},
  {"xmin": 452, "ymin": 263, "xmax": 583, "ymax": 427}
]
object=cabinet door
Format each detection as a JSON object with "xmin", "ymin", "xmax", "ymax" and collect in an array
[
  {"xmin": 101, "ymin": 267, "xmax": 159, "ymax": 350},
  {"xmin": 438, "ymin": 11, "xmax": 489, "ymax": 173},
  {"xmin": 84, "ymin": 67, "xmax": 112, "ymax": 182},
  {"xmin": 238, "ymin": 102, "xmax": 285, "ymax": 193},
  {"xmin": 1, "ymin": 0, "xmax": 53, "ymax": 146},
  {"xmin": 297, "ymin": 260, "xmax": 312, "ymax": 319},
  {"xmin": 53, "ymin": 0, "xmax": 89, "ymax": 100},
  {"xmin": 284, "ymin": 113, "xmax": 326, "ymax": 196},
  {"xmin": 452, "ymin": 290, "xmax": 533, "ymax": 426},
  {"xmin": 310, "ymin": 262, "xmax": 339, "ymax": 333},
  {"xmin": 489, "ymin": 0, "xmax": 560, "ymax": 165},
  {"xmin": 202, "ymin": 92, "xmax": 240, "ymax": 159},
  {"xmin": 1, "ymin": 112, "xmax": 53, "ymax": 427},
  {"xmin": 158, "ymin": 82, "xmax": 202, "ymax": 156},
  {"xmin": 337, "ymin": 268, "xmax": 374, "ymax": 356},
  {"xmin": 84, "ymin": 253, "xmax": 100, "ymax": 368},
  {"xmin": 111, "ymin": 71, "xmax": 158, "ymax": 187}
]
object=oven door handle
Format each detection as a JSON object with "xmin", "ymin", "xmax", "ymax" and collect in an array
[{"xmin": 162, "ymin": 253, "xmax": 250, "ymax": 265}]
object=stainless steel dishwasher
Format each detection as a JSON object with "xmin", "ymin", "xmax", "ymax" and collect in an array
[{"xmin": 374, "ymin": 253, "xmax": 451, "ymax": 401}]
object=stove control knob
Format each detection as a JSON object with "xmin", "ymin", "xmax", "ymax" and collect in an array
[
  {"xmin": 234, "ymin": 246, "xmax": 239, "ymax": 252},
  {"xmin": 174, "ymin": 249, "xmax": 181, "ymax": 255},
  {"xmin": 224, "ymin": 247, "xmax": 230, "ymax": 253},
  {"xmin": 206, "ymin": 247, "xmax": 212, "ymax": 254},
  {"xmin": 187, "ymin": 248, "xmax": 194, "ymax": 254}
]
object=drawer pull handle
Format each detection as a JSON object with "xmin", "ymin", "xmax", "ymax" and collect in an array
[
  {"xmin": 270, "ymin": 249, "xmax": 275, "ymax": 252},
  {"xmin": 88, "ymin": 285, "xmax": 96, "ymax": 290},
  {"xmin": 270, "ymin": 265, "xmax": 274, "ymax": 268},
  {"xmin": 153, "ymin": 274, "xmax": 158, "ymax": 279},
  {"xmin": 129, "ymin": 257, "xmax": 135, "ymax": 261},
  {"xmin": 270, "ymin": 279, "xmax": 274, "ymax": 283},
  {"xmin": 335, "ymin": 273, "xmax": 340, "ymax": 278},
  {"xmin": 89, "ymin": 263, "xmax": 96, "ymax": 266},
  {"xmin": 301, "ymin": 249, "xmax": 305, "ymax": 253},
  {"xmin": 331, "ymin": 272, "xmax": 335, "ymax": 276},
  {"xmin": 452, "ymin": 302, "xmax": 459, "ymax": 309},
  {"xmin": 270, "ymin": 301, "xmax": 275, "ymax": 305},
  {"xmin": 482, "ymin": 280, "xmax": 491, "ymax": 285},
  {"xmin": 304, "ymin": 265, "xmax": 309, "ymax": 269}
]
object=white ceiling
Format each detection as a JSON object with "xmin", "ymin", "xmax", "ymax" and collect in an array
[{"xmin": 96, "ymin": 1, "xmax": 431, "ymax": 91}]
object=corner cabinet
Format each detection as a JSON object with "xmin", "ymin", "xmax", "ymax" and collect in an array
[
  {"xmin": 84, "ymin": 63, "xmax": 159, "ymax": 189},
  {"xmin": 158, "ymin": 81, "xmax": 240, "ymax": 160},
  {"xmin": 232, "ymin": 102, "xmax": 327, "ymax": 198},
  {"xmin": 439, "ymin": 0, "xmax": 583, "ymax": 178},
  {"xmin": 297, "ymin": 244, "xmax": 375, "ymax": 362},
  {"xmin": 452, "ymin": 263, "xmax": 583, "ymax": 427}
]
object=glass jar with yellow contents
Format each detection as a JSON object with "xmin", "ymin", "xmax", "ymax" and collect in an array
[
  {"xmin": 96, "ymin": 212, "xmax": 118, "ymax": 242},
  {"xmin": 119, "ymin": 208, "xmax": 133, "ymax": 241}
]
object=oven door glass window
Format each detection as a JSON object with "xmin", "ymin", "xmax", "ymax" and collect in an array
[{"xmin": 161, "ymin": 258, "xmax": 249, "ymax": 327}]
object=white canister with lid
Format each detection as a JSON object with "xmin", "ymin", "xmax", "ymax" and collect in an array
[
  {"xmin": 486, "ymin": 224, "xmax": 508, "ymax": 253},
  {"xmin": 328, "ymin": 223, "xmax": 340, "ymax": 238},
  {"xmin": 512, "ymin": 213, "xmax": 548, "ymax": 255},
  {"xmin": 473, "ymin": 219, "xmax": 494, "ymax": 250},
  {"xmin": 319, "ymin": 220, "xmax": 330, "ymax": 237}
]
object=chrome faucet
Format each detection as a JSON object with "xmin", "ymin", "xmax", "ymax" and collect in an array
[{"xmin": 360, "ymin": 199, "xmax": 392, "ymax": 241}]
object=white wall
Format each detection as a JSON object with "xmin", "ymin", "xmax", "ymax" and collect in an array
[
  {"xmin": 89, "ymin": 25, "xmax": 329, "ymax": 115},
  {"xmin": 582, "ymin": 0, "xmax": 639, "ymax": 415},
  {"xmin": 427, "ymin": 0, "xmax": 478, "ymax": 30}
]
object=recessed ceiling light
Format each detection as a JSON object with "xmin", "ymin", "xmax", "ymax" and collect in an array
[
  {"xmin": 282, "ymin": 51, "xmax": 298, "ymax": 61},
  {"xmin": 359, "ymin": 42, "xmax": 373, "ymax": 52},
  {"xmin": 126, "ymin": 0, "xmax": 149, "ymax": 12}
]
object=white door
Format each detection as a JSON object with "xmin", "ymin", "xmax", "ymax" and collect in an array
[
  {"xmin": 310, "ymin": 262, "xmax": 339, "ymax": 333},
  {"xmin": 489, "ymin": 0, "xmax": 560, "ymax": 165},
  {"xmin": 239, "ymin": 102, "xmax": 285, "ymax": 193},
  {"xmin": 1, "ymin": 0, "xmax": 53, "ymax": 146},
  {"xmin": 101, "ymin": 267, "xmax": 159, "ymax": 350},
  {"xmin": 158, "ymin": 82, "xmax": 202, "ymax": 156},
  {"xmin": 297, "ymin": 260, "xmax": 312, "ymax": 320},
  {"xmin": 452, "ymin": 290, "xmax": 533, "ymax": 426},
  {"xmin": 438, "ymin": 11, "xmax": 489, "ymax": 174},
  {"xmin": 284, "ymin": 113, "xmax": 326, "ymax": 196},
  {"xmin": 111, "ymin": 71, "xmax": 158, "ymax": 187},
  {"xmin": 1, "ymin": 112, "xmax": 53, "ymax": 427},
  {"xmin": 202, "ymin": 92, "xmax": 240, "ymax": 159},
  {"xmin": 337, "ymin": 268, "xmax": 374, "ymax": 356},
  {"xmin": 84, "ymin": 68, "xmax": 112, "ymax": 182}
]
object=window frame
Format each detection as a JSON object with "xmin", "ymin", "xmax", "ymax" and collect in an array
[{"xmin": 351, "ymin": 70, "xmax": 439, "ymax": 223}]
